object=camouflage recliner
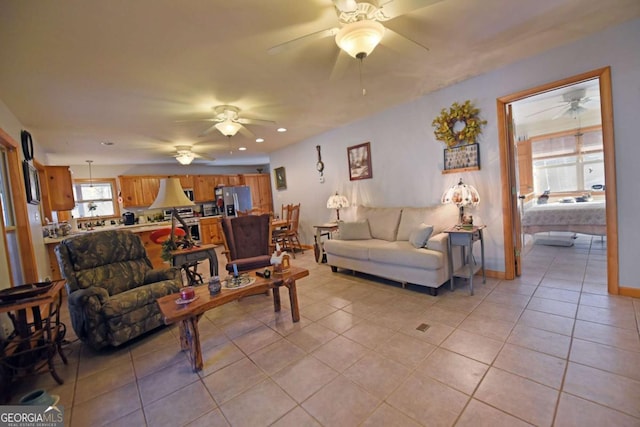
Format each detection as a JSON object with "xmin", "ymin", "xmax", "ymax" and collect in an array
[{"xmin": 55, "ymin": 230, "xmax": 181, "ymax": 350}]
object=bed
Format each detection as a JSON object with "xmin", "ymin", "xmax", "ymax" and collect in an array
[{"xmin": 521, "ymin": 200, "xmax": 606, "ymax": 236}]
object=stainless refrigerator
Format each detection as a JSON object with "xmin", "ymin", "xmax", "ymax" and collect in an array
[{"xmin": 222, "ymin": 185, "xmax": 252, "ymax": 216}]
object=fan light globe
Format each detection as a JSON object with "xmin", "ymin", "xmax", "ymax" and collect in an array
[
  {"xmin": 335, "ymin": 20, "xmax": 385, "ymax": 59},
  {"xmin": 215, "ymin": 119, "xmax": 242, "ymax": 137},
  {"xmin": 175, "ymin": 152, "xmax": 194, "ymax": 165}
]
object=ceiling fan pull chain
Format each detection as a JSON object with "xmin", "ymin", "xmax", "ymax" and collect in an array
[{"xmin": 359, "ymin": 57, "xmax": 366, "ymax": 96}]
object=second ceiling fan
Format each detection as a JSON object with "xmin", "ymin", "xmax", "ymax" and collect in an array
[{"xmin": 197, "ymin": 105, "xmax": 276, "ymax": 138}]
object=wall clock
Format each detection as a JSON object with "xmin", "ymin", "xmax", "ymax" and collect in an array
[{"xmin": 316, "ymin": 145, "xmax": 325, "ymax": 183}]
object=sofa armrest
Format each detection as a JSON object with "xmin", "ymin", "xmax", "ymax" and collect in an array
[
  {"xmin": 425, "ymin": 232, "xmax": 449, "ymax": 252},
  {"xmin": 144, "ymin": 267, "xmax": 180, "ymax": 284}
]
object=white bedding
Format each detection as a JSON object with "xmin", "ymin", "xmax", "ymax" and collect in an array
[{"xmin": 522, "ymin": 201, "xmax": 606, "ymax": 236}]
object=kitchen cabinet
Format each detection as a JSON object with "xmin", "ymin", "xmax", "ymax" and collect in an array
[
  {"xmin": 241, "ymin": 174, "xmax": 273, "ymax": 214},
  {"xmin": 44, "ymin": 166, "xmax": 74, "ymax": 211},
  {"xmin": 177, "ymin": 175, "xmax": 194, "ymax": 190},
  {"xmin": 118, "ymin": 176, "xmax": 160, "ymax": 207},
  {"xmin": 200, "ymin": 217, "xmax": 223, "ymax": 245},
  {"xmin": 193, "ymin": 175, "xmax": 217, "ymax": 202},
  {"xmin": 227, "ymin": 175, "xmax": 242, "ymax": 186},
  {"xmin": 46, "ymin": 244, "xmax": 62, "ymax": 281}
]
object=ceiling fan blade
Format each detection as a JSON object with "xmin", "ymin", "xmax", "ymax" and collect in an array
[
  {"xmin": 381, "ymin": 27, "xmax": 429, "ymax": 56},
  {"xmin": 378, "ymin": 0, "xmax": 443, "ymax": 20},
  {"xmin": 238, "ymin": 124, "xmax": 255, "ymax": 138},
  {"xmin": 198, "ymin": 122, "xmax": 219, "ymax": 137},
  {"xmin": 268, "ymin": 27, "xmax": 339, "ymax": 55},
  {"xmin": 236, "ymin": 117, "xmax": 276, "ymax": 126},
  {"xmin": 333, "ymin": 0, "xmax": 357, "ymax": 12},
  {"xmin": 525, "ymin": 103, "xmax": 566, "ymax": 118},
  {"xmin": 551, "ymin": 105, "xmax": 572, "ymax": 120},
  {"xmin": 329, "ymin": 49, "xmax": 352, "ymax": 81}
]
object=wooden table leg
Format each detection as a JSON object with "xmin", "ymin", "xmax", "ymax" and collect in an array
[
  {"xmin": 272, "ymin": 284, "xmax": 281, "ymax": 313},
  {"xmin": 180, "ymin": 316, "xmax": 203, "ymax": 372},
  {"xmin": 283, "ymin": 278, "xmax": 300, "ymax": 322}
]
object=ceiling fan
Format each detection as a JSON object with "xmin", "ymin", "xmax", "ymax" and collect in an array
[
  {"xmin": 195, "ymin": 105, "xmax": 276, "ymax": 138},
  {"xmin": 527, "ymin": 87, "xmax": 600, "ymax": 120},
  {"xmin": 173, "ymin": 145, "xmax": 215, "ymax": 165},
  {"xmin": 268, "ymin": 0, "xmax": 437, "ymax": 63}
]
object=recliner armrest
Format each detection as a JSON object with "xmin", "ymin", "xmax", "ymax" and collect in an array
[{"xmin": 144, "ymin": 267, "xmax": 180, "ymax": 284}]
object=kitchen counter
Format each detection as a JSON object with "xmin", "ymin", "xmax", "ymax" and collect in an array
[{"xmin": 43, "ymin": 222, "xmax": 173, "ymax": 245}]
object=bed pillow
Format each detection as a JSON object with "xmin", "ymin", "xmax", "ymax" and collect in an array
[
  {"xmin": 338, "ymin": 220, "xmax": 372, "ymax": 240},
  {"xmin": 409, "ymin": 223, "xmax": 434, "ymax": 248}
]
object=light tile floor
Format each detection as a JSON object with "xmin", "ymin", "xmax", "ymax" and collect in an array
[{"xmin": 9, "ymin": 235, "xmax": 640, "ymax": 426}]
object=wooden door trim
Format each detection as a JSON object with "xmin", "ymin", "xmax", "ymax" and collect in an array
[
  {"xmin": 496, "ymin": 67, "xmax": 619, "ymax": 293},
  {"xmin": 0, "ymin": 127, "xmax": 38, "ymax": 284}
]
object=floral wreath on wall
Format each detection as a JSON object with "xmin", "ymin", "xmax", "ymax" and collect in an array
[{"xmin": 432, "ymin": 100, "xmax": 487, "ymax": 148}]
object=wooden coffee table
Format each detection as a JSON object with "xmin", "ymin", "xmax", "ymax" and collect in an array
[{"xmin": 156, "ymin": 266, "xmax": 308, "ymax": 372}]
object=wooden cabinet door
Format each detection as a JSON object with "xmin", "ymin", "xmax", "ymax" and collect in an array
[
  {"xmin": 177, "ymin": 175, "xmax": 194, "ymax": 190},
  {"xmin": 227, "ymin": 175, "xmax": 242, "ymax": 186},
  {"xmin": 44, "ymin": 166, "xmax": 74, "ymax": 211},
  {"xmin": 120, "ymin": 176, "xmax": 160, "ymax": 207},
  {"xmin": 200, "ymin": 217, "xmax": 222, "ymax": 245},
  {"xmin": 241, "ymin": 174, "xmax": 273, "ymax": 213},
  {"xmin": 194, "ymin": 175, "xmax": 217, "ymax": 202},
  {"xmin": 141, "ymin": 177, "xmax": 160, "ymax": 206}
]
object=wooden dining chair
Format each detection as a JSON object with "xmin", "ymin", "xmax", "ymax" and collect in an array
[{"xmin": 280, "ymin": 203, "xmax": 303, "ymax": 258}]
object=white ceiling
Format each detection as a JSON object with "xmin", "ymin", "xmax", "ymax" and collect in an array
[{"xmin": 1, "ymin": 0, "xmax": 638, "ymax": 166}]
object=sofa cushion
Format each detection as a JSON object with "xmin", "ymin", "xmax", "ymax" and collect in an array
[
  {"xmin": 368, "ymin": 241, "xmax": 443, "ymax": 270},
  {"xmin": 356, "ymin": 207, "xmax": 402, "ymax": 241},
  {"xmin": 409, "ymin": 223, "xmax": 434, "ymax": 248},
  {"xmin": 397, "ymin": 206, "xmax": 457, "ymax": 240},
  {"xmin": 324, "ymin": 238, "xmax": 387, "ymax": 260},
  {"xmin": 338, "ymin": 220, "xmax": 372, "ymax": 240}
]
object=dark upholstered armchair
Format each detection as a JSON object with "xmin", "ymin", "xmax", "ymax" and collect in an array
[
  {"xmin": 55, "ymin": 230, "xmax": 181, "ymax": 350},
  {"xmin": 220, "ymin": 213, "xmax": 274, "ymax": 273}
]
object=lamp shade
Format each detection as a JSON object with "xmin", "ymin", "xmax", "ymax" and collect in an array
[
  {"xmin": 149, "ymin": 178, "xmax": 195, "ymax": 209},
  {"xmin": 441, "ymin": 179, "xmax": 480, "ymax": 207},
  {"xmin": 335, "ymin": 20, "xmax": 385, "ymax": 59},
  {"xmin": 327, "ymin": 192, "xmax": 349, "ymax": 209},
  {"xmin": 215, "ymin": 119, "xmax": 242, "ymax": 137}
]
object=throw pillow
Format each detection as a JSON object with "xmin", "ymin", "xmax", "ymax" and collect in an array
[
  {"xmin": 409, "ymin": 223, "xmax": 434, "ymax": 248},
  {"xmin": 338, "ymin": 220, "xmax": 372, "ymax": 240}
]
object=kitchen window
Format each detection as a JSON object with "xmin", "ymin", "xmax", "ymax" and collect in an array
[{"xmin": 71, "ymin": 178, "xmax": 119, "ymax": 219}]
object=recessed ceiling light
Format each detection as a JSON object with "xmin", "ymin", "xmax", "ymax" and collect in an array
[
  {"xmin": 256, "ymin": 138, "xmax": 264, "ymax": 143},
  {"xmin": 238, "ymin": 147, "xmax": 247, "ymax": 151},
  {"xmin": 277, "ymin": 127, "xmax": 287, "ymax": 133},
  {"xmin": 101, "ymin": 141, "xmax": 114, "ymax": 146}
]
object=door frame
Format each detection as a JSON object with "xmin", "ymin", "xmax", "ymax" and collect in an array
[
  {"xmin": 496, "ymin": 66, "xmax": 619, "ymax": 294},
  {"xmin": 0, "ymin": 128, "xmax": 38, "ymax": 285}
]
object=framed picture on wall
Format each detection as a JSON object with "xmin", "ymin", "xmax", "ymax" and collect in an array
[
  {"xmin": 274, "ymin": 166, "xmax": 287, "ymax": 190},
  {"xmin": 347, "ymin": 142, "xmax": 372, "ymax": 181},
  {"xmin": 23, "ymin": 160, "xmax": 41, "ymax": 205},
  {"xmin": 443, "ymin": 143, "xmax": 480, "ymax": 173}
]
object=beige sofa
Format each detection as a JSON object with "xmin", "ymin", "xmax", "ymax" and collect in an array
[{"xmin": 324, "ymin": 205, "xmax": 460, "ymax": 295}]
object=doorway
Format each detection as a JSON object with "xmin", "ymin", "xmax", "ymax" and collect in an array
[{"xmin": 497, "ymin": 67, "xmax": 619, "ymax": 294}]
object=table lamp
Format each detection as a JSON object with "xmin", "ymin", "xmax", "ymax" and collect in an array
[
  {"xmin": 326, "ymin": 192, "xmax": 349, "ymax": 221},
  {"xmin": 441, "ymin": 178, "xmax": 480, "ymax": 225},
  {"xmin": 149, "ymin": 177, "xmax": 196, "ymax": 242}
]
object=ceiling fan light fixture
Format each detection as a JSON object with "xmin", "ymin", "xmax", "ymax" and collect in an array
[
  {"xmin": 214, "ymin": 119, "xmax": 242, "ymax": 137},
  {"xmin": 175, "ymin": 151, "xmax": 195, "ymax": 165},
  {"xmin": 335, "ymin": 20, "xmax": 385, "ymax": 59}
]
